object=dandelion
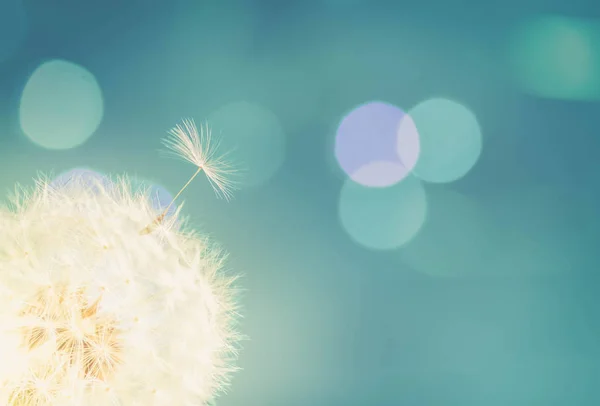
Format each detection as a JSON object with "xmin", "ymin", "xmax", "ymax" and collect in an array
[{"xmin": 0, "ymin": 120, "xmax": 242, "ymax": 405}]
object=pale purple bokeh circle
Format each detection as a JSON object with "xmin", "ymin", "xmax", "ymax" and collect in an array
[
  {"xmin": 51, "ymin": 170, "xmax": 177, "ymax": 219},
  {"xmin": 51, "ymin": 168, "xmax": 112, "ymax": 192},
  {"xmin": 335, "ymin": 101, "xmax": 420, "ymax": 187},
  {"xmin": 130, "ymin": 179, "xmax": 177, "ymax": 219}
]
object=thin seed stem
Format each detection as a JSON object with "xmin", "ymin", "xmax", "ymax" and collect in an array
[
  {"xmin": 161, "ymin": 166, "xmax": 203, "ymax": 219},
  {"xmin": 139, "ymin": 166, "xmax": 203, "ymax": 235}
]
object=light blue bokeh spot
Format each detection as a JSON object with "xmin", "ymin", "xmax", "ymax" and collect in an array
[
  {"xmin": 339, "ymin": 172, "xmax": 427, "ymax": 250},
  {"xmin": 19, "ymin": 59, "xmax": 104, "ymax": 150},
  {"xmin": 410, "ymin": 98, "xmax": 482, "ymax": 184}
]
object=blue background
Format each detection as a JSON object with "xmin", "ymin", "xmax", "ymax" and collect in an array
[{"xmin": 1, "ymin": 0, "xmax": 599, "ymax": 404}]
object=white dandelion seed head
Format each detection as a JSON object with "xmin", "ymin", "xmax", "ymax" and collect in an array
[
  {"xmin": 162, "ymin": 119, "xmax": 238, "ymax": 201},
  {"xmin": 0, "ymin": 175, "xmax": 242, "ymax": 406}
]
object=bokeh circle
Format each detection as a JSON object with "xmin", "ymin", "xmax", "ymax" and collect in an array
[
  {"xmin": 508, "ymin": 15, "xmax": 600, "ymax": 100},
  {"xmin": 51, "ymin": 168, "xmax": 111, "ymax": 193},
  {"xmin": 397, "ymin": 188, "xmax": 497, "ymax": 277},
  {"xmin": 129, "ymin": 178, "xmax": 177, "ymax": 219},
  {"xmin": 409, "ymin": 98, "xmax": 482, "ymax": 184},
  {"xmin": 338, "ymin": 170, "xmax": 426, "ymax": 250},
  {"xmin": 335, "ymin": 101, "xmax": 419, "ymax": 188},
  {"xmin": 207, "ymin": 101, "xmax": 286, "ymax": 188},
  {"xmin": 19, "ymin": 59, "xmax": 104, "ymax": 150}
]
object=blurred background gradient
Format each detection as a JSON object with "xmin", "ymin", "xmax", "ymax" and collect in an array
[{"xmin": 1, "ymin": 0, "xmax": 600, "ymax": 404}]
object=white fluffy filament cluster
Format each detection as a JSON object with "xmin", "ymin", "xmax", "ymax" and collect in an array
[
  {"xmin": 162, "ymin": 119, "xmax": 237, "ymax": 202},
  {"xmin": 0, "ymin": 176, "xmax": 241, "ymax": 406}
]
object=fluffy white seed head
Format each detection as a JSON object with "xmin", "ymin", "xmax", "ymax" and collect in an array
[{"xmin": 0, "ymin": 175, "xmax": 242, "ymax": 406}]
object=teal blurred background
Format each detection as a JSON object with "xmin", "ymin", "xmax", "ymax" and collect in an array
[{"xmin": 1, "ymin": 0, "xmax": 600, "ymax": 404}]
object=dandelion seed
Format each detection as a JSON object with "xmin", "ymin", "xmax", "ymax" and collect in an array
[
  {"xmin": 140, "ymin": 119, "xmax": 237, "ymax": 235},
  {"xmin": 163, "ymin": 119, "xmax": 237, "ymax": 200},
  {"xmin": 0, "ymin": 121, "xmax": 243, "ymax": 405}
]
